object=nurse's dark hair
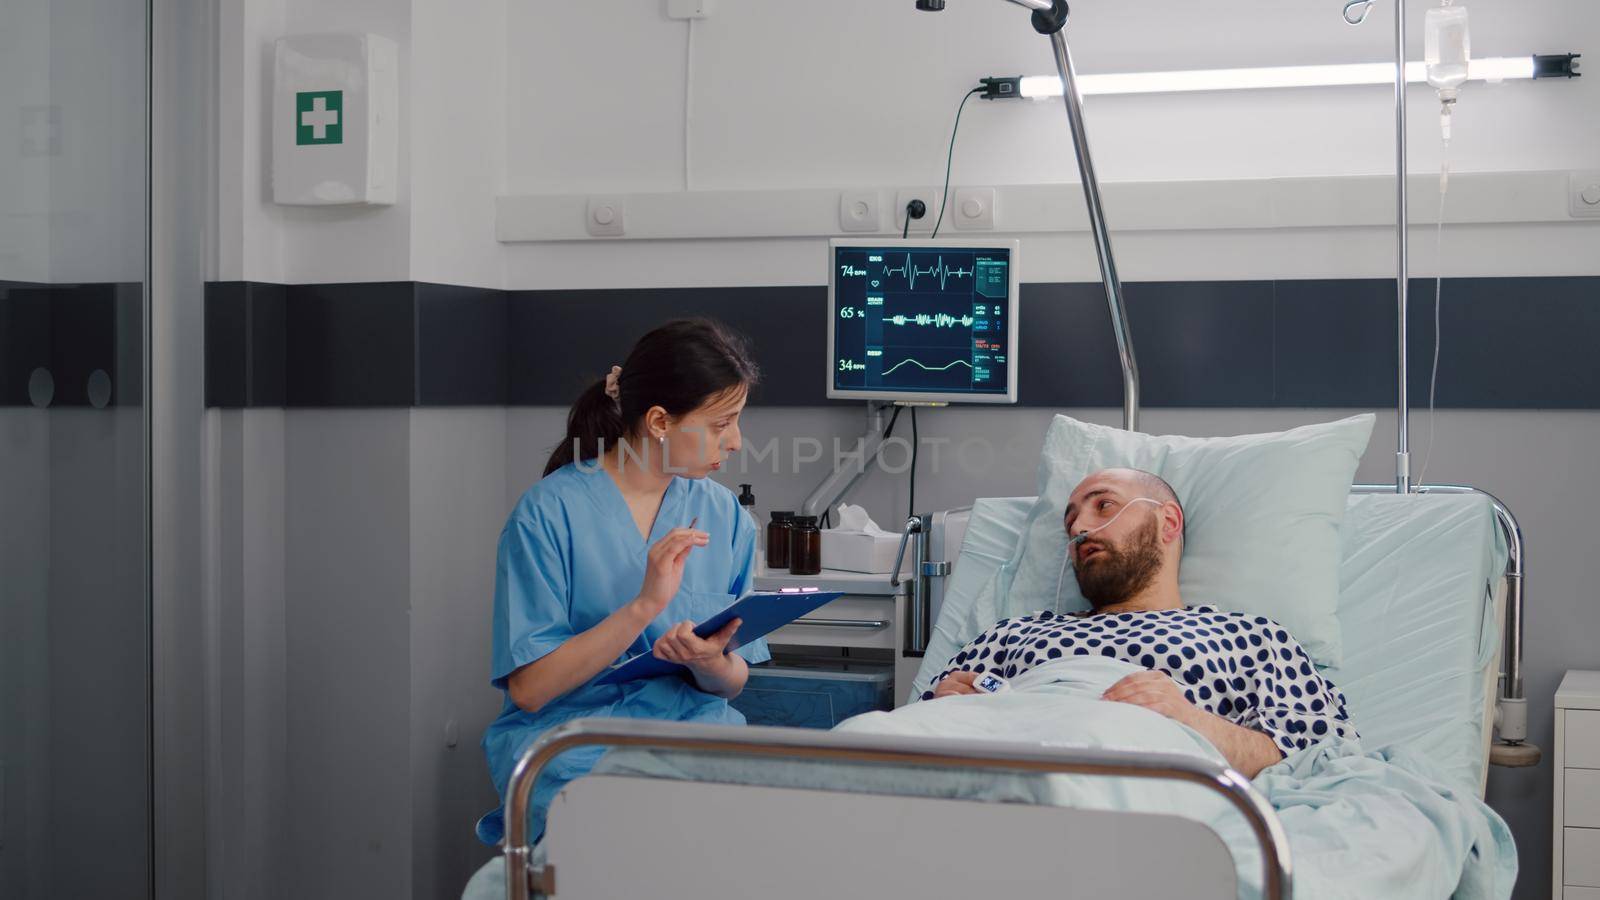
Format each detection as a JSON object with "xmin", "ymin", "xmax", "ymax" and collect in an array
[{"xmin": 543, "ymin": 318, "xmax": 760, "ymax": 477}]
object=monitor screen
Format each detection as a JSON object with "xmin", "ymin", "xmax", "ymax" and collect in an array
[{"xmin": 827, "ymin": 239, "xmax": 1019, "ymax": 403}]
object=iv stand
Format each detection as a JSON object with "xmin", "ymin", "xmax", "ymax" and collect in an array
[
  {"xmin": 1026, "ymin": 0, "xmax": 1142, "ymax": 435},
  {"xmin": 1392, "ymin": 0, "xmax": 1412, "ymax": 494},
  {"xmin": 802, "ymin": 0, "xmax": 1142, "ymax": 521}
]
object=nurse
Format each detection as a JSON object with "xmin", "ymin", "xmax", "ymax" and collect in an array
[{"xmin": 476, "ymin": 318, "xmax": 768, "ymax": 845}]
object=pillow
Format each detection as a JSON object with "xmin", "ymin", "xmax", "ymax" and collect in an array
[{"xmin": 1001, "ymin": 414, "xmax": 1375, "ymax": 667}]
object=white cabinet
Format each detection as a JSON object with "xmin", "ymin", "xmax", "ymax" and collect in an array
[
  {"xmin": 1556, "ymin": 671, "xmax": 1600, "ymax": 899},
  {"xmin": 754, "ymin": 562, "xmax": 919, "ymax": 706}
]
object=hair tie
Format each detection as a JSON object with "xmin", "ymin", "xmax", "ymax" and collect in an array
[{"xmin": 603, "ymin": 365, "xmax": 622, "ymax": 400}]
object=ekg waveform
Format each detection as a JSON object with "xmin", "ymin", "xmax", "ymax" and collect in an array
[
  {"xmin": 880, "ymin": 357, "xmax": 975, "ymax": 377},
  {"xmin": 880, "ymin": 254, "xmax": 975, "ymax": 290},
  {"xmin": 885, "ymin": 313, "xmax": 976, "ymax": 328}
]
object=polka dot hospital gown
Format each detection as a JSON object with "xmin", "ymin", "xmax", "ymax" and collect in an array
[{"xmin": 923, "ymin": 605, "xmax": 1357, "ymax": 757}]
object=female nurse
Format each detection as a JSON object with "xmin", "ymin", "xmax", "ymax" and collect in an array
[{"xmin": 476, "ymin": 318, "xmax": 768, "ymax": 845}]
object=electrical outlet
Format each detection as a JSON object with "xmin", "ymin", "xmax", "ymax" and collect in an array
[
  {"xmin": 952, "ymin": 186, "xmax": 996, "ymax": 230},
  {"xmin": 1571, "ymin": 171, "xmax": 1600, "ymax": 219},
  {"xmin": 895, "ymin": 187, "xmax": 940, "ymax": 234},
  {"xmin": 838, "ymin": 190, "xmax": 881, "ymax": 232},
  {"xmin": 586, "ymin": 196, "xmax": 626, "ymax": 237}
]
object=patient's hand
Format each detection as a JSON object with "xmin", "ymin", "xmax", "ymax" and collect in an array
[
  {"xmin": 1104, "ymin": 670, "xmax": 1284, "ymax": 778},
  {"xmin": 931, "ymin": 670, "xmax": 981, "ymax": 699},
  {"xmin": 1100, "ymin": 671, "xmax": 1201, "ymax": 727}
]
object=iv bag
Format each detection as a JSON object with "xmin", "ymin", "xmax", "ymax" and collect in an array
[{"xmin": 1425, "ymin": 6, "xmax": 1470, "ymax": 97}]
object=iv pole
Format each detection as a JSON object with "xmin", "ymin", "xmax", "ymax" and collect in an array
[
  {"xmin": 801, "ymin": 0, "xmax": 1142, "ymax": 520},
  {"xmin": 1392, "ymin": 0, "xmax": 1413, "ymax": 494},
  {"xmin": 952, "ymin": 0, "xmax": 1142, "ymax": 434}
]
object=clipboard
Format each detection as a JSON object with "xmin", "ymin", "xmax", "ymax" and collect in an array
[{"xmin": 596, "ymin": 589, "xmax": 844, "ymax": 685}]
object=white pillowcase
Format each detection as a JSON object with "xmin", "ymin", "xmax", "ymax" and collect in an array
[{"xmin": 1002, "ymin": 414, "xmax": 1375, "ymax": 667}]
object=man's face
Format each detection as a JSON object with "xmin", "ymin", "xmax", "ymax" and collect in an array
[{"xmin": 1063, "ymin": 474, "xmax": 1167, "ymax": 609}]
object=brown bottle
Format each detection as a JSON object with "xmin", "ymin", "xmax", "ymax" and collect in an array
[
  {"xmin": 766, "ymin": 511, "xmax": 794, "ymax": 569},
  {"xmin": 788, "ymin": 515, "xmax": 822, "ymax": 575}
]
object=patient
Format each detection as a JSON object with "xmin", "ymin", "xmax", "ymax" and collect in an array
[{"xmin": 924, "ymin": 467, "xmax": 1357, "ymax": 778}]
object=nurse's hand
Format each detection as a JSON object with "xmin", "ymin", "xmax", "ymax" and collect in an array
[
  {"xmin": 632, "ymin": 527, "xmax": 712, "ymax": 619},
  {"xmin": 652, "ymin": 618, "xmax": 742, "ymax": 674}
]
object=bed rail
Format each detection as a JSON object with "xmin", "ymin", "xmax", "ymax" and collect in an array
[{"xmin": 504, "ymin": 718, "xmax": 1293, "ymax": 900}]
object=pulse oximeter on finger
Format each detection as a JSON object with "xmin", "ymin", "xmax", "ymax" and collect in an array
[{"xmin": 973, "ymin": 672, "xmax": 1011, "ymax": 694}]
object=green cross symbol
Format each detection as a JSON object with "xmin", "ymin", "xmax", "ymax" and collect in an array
[{"xmin": 296, "ymin": 90, "xmax": 343, "ymax": 145}]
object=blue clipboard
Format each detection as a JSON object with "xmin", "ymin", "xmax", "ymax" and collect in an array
[{"xmin": 596, "ymin": 589, "xmax": 844, "ymax": 686}]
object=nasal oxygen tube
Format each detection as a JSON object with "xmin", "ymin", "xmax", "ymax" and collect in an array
[{"xmin": 1053, "ymin": 497, "xmax": 1165, "ymax": 611}]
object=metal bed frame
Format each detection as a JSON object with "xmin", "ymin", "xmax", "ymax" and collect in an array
[
  {"xmin": 504, "ymin": 719, "xmax": 1290, "ymax": 900},
  {"xmin": 498, "ymin": 1, "xmax": 1535, "ymax": 896}
]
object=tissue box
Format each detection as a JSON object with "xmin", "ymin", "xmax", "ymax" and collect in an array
[{"xmin": 819, "ymin": 529, "xmax": 900, "ymax": 574}]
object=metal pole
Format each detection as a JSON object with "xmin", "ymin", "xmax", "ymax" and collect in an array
[
  {"xmin": 1047, "ymin": 27, "xmax": 1141, "ymax": 432},
  {"xmin": 1394, "ymin": 0, "xmax": 1412, "ymax": 493}
]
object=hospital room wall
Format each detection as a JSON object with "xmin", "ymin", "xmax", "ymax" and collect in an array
[
  {"xmin": 202, "ymin": 1, "xmax": 513, "ymax": 896},
  {"xmin": 198, "ymin": 3, "xmax": 1599, "ymax": 899},
  {"xmin": 215, "ymin": 0, "xmax": 506, "ymax": 287},
  {"xmin": 202, "ymin": 407, "xmax": 508, "ymax": 900},
  {"xmin": 489, "ymin": 0, "xmax": 1600, "ymax": 289},
  {"xmin": 216, "ymin": 0, "xmax": 1600, "ymax": 288}
]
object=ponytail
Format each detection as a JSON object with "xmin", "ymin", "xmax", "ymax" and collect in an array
[
  {"xmin": 543, "ymin": 378, "xmax": 628, "ymax": 477},
  {"xmin": 542, "ymin": 318, "xmax": 759, "ymax": 478}
]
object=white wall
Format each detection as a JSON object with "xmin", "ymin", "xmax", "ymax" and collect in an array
[
  {"xmin": 217, "ymin": 0, "xmax": 509, "ymax": 287},
  {"xmin": 407, "ymin": 410, "xmax": 508, "ymax": 899},
  {"xmin": 408, "ymin": 0, "xmax": 507, "ymax": 288},
  {"xmin": 496, "ymin": 0, "xmax": 1600, "ymax": 289},
  {"xmin": 215, "ymin": 0, "xmax": 1600, "ymax": 289},
  {"xmin": 204, "ymin": 408, "xmax": 506, "ymax": 899}
]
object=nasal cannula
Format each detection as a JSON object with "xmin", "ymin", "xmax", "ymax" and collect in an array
[{"xmin": 1054, "ymin": 497, "xmax": 1164, "ymax": 610}]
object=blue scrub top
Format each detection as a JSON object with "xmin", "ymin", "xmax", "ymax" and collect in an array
[{"xmin": 477, "ymin": 461, "xmax": 769, "ymax": 845}]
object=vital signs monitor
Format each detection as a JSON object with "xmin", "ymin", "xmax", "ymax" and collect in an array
[{"xmin": 827, "ymin": 238, "xmax": 1019, "ymax": 404}]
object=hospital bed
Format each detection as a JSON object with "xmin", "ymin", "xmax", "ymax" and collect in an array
[{"xmin": 470, "ymin": 481, "xmax": 1522, "ymax": 900}]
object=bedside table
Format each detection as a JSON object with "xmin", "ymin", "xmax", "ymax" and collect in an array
[{"xmin": 1555, "ymin": 670, "xmax": 1600, "ymax": 899}]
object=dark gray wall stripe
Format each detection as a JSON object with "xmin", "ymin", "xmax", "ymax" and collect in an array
[
  {"xmin": 205, "ymin": 281, "xmax": 286, "ymax": 407},
  {"xmin": 508, "ymin": 286, "xmax": 825, "ymax": 407},
  {"xmin": 199, "ymin": 276, "xmax": 1600, "ymax": 410},
  {"xmin": 285, "ymin": 281, "xmax": 416, "ymax": 407},
  {"xmin": 417, "ymin": 283, "xmax": 507, "ymax": 406},
  {"xmin": 1, "ymin": 280, "xmax": 142, "ymax": 407}
]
